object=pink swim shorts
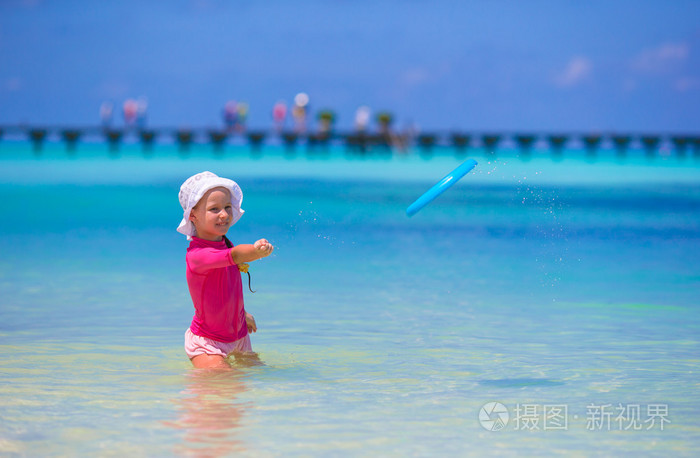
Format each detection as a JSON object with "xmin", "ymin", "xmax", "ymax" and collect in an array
[{"xmin": 184, "ymin": 328, "xmax": 253, "ymax": 359}]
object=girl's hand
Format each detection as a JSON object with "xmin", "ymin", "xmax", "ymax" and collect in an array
[
  {"xmin": 253, "ymin": 239, "xmax": 274, "ymax": 258},
  {"xmin": 230, "ymin": 240, "xmax": 274, "ymax": 265},
  {"xmin": 245, "ymin": 312, "xmax": 257, "ymax": 333}
]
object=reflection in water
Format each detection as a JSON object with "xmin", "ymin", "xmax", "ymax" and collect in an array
[{"xmin": 167, "ymin": 362, "xmax": 256, "ymax": 457}]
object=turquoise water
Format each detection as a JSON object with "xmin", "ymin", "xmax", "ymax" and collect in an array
[{"xmin": 1, "ymin": 143, "xmax": 699, "ymax": 455}]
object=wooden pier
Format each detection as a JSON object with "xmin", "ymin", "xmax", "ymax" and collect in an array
[{"xmin": 0, "ymin": 124, "xmax": 698, "ymax": 158}]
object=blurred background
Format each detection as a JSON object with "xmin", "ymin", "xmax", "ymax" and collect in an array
[
  {"xmin": 1, "ymin": 2, "xmax": 700, "ymax": 455},
  {"xmin": 1, "ymin": 0, "xmax": 698, "ymax": 134}
]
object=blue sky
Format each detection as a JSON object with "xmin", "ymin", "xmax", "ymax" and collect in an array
[{"xmin": 1, "ymin": 0, "xmax": 699, "ymax": 132}]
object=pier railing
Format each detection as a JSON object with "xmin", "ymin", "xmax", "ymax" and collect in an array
[{"xmin": 1, "ymin": 124, "xmax": 698, "ymax": 158}]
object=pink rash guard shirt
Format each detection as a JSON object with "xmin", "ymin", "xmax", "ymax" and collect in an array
[{"xmin": 186, "ymin": 237, "xmax": 248, "ymax": 343}]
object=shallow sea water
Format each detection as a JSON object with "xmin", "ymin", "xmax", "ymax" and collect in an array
[{"xmin": 0, "ymin": 143, "xmax": 699, "ymax": 456}]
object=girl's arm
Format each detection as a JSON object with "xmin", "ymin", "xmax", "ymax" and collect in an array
[{"xmin": 230, "ymin": 239, "xmax": 274, "ymax": 265}]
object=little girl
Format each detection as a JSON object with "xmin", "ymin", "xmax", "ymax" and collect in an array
[{"xmin": 177, "ymin": 171, "xmax": 274, "ymax": 369}]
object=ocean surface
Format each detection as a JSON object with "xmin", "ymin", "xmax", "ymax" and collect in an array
[{"xmin": 0, "ymin": 142, "xmax": 699, "ymax": 456}]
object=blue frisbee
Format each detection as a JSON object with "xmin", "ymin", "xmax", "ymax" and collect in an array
[{"xmin": 406, "ymin": 158, "xmax": 478, "ymax": 217}]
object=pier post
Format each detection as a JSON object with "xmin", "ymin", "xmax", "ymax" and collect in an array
[
  {"xmin": 692, "ymin": 137, "xmax": 700, "ymax": 157},
  {"xmin": 343, "ymin": 133, "xmax": 356, "ymax": 154},
  {"xmin": 640, "ymin": 136, "xmax": 660, "ymax": 158},
  {"xmin": 482, "ymin": 134, "xmax": 501, "ymax": 155},
  {"xmin": 317, "ymin": 132, "xmax": 331, "ymax": 151},
  {"xmin": 451, "ymin": 133, "xmax": 470, "ymax": 155},
  {"xmin": 344, "ymin": 132, "xmax": 369, "ymax": 155},
  {"xmin": 547, "ymin": 135, "xmax": 568, "ymax": 158},
  {"xmin": 176, "ymin": 129, "xmax": 193, "ymax": 153},
  {"xmin": 306, "ymin": 133, "xmax": 318, "ymax": 153},
  {"xmin": 247, "ymin": 131, "xmax": 266, "ymax": 153},
  {"xmin": 671, "ymin": 136, "xmax": 689, "ymax": 157},
  {"xmin": 515, "ymin": 134, "xmax": 536, "ymax": 158},
  {"xmin": 208, "ymin": 130, "xmax": 228, "ymax": 153},
  {"xmin": 306, "ymin": 132, "xmax": 331, "ymax": 154},
  {"xmin": 417, "ymin": 134, "xmax": 437, "ymax": 157},
  {"xmin": 612, "ymin": 135, "xmax": 631, "ymax": 157},
  {"xmin": 281, "ymin": 131, "xmax": 298, "ymax": 155},
  {"xmin": 62, "ymin": 129, "xmax": 81, "ymax": 153},
  {"xmin": 373, "ymin": 132, "xmax": 391, "ymax": 152},
  {"xmin": 29, "ymin": 128, "xmax": 47, "ymax": 154},
  {"xmin": 105, "ymin": 130, "xmax": 123, "ymax": 153},
  {"xmin": 582, "ymin": 135, "xmax": 601, "ymax": 157},
  {"xmin": 140, "ymin": 130, "xmax": 156, "ymax": 152}
]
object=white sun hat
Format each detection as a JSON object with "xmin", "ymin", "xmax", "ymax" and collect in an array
[{"xmin": 177, "ymin": 171, "xmax": 244, "ymax": 240}]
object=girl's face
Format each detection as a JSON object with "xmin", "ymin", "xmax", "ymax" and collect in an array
[{"xmin": 189, "ymin": 187, "xmax": 234, "ymax": 241}]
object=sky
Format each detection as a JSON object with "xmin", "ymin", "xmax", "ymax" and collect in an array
[{"xmin": 1, "ymin": 0, "xmax": 699, "ymax": 133}]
